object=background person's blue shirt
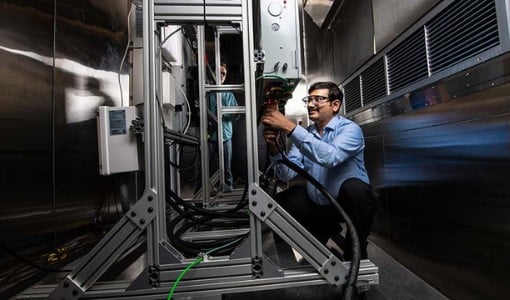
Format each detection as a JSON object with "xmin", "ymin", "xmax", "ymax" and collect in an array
[
  {"xmin": 208, "ymin": 92, "xmax": 238, "ymax": 142},
  {"xmin": 270, "ymin": 115, "xmax": 370, "ymax": 206}
]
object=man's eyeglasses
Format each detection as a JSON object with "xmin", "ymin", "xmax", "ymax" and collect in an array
[{"xmin": 302, "ymin": 96, "xmax": 330, "ymax": 104}]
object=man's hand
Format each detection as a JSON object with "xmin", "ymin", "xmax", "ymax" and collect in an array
[
  {"xmin": 262, "ymin": 109, "xmax": 296, "ymax": 135},
  {"xmin": 263, "ymin": 128, "xmax": 280, "ymax": 155}
]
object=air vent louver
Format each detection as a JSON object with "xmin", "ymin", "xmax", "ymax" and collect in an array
[
  {"xmin": 361, "ymin": 58, "xmax": 386, "ymax": 105},
  {"xmin": 387, "ymin": 29, "xmax": 428, "ymax": 92},
  {"xmin": 341, "ymin": 0, "xmax": 502, "ymax": 117},
  {"xmin": 427, "ymin": 0, "xmax": 498, "ymax": 74},
  {"xmin": 344, "ymin": 77, "xmax": 362, "ymax": 113}
]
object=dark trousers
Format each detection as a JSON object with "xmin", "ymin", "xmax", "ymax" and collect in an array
[{"xmin": 274, "ymin": 178, "xmax": 376, "ymax": 260}]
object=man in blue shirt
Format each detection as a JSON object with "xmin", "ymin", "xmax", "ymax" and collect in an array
[
  {"xmin": 208, "ymin": 63, "xmax": 238, "ymax": 192},
  {"xmin": 262, "ymin": 81, "xmax": 376, "ymax": 260}
]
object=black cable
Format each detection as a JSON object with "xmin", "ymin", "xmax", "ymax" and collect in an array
[
  {"xmin": 176, "ymin": 215, "xmax": 249, "ymax": 237},
  {"xmin": 200, "ymin": 219, "xmax": 249, "ymax": 227},
  {"xmin": 276, "ymin": 156, "xmax": 360, "ymax": 300},
  {"xmin": 166, "ymin": 212, "xmax": 206, "ymax": 255},
  {"xmin": 155, "ymin": 94, "xmax": 167, "ymax": 129},
  {"xmin": 175, "ymin": 215, "xmax": 246, "ymax": 248},
  {"xmin": 167, "ymin": 188, "xmax": 248, "ymax": 219},
  {"xmin": 203, "ymin": 0, "xmax": 207, "ymax": 27},
  {"xmin": 164, "ymin": 142, "xmax": 250, "ymax": 255},
  {"xmin": 112, "ymin": 178, "xmax": 123, "ymax": 219},
  {"xmin": 263, "ymin": 61, "xmax": 280, "ymax": 74},
  {"xmin": 176, "ymin": 145, "xmax": 200, "ymax": 170},
  {"xmin": 166, "ymin": 200, "xmax": 248, "ymax": 255},
  {"xmin": 167, "ymin": 180, "xmax": 248, "ymax": 255}
]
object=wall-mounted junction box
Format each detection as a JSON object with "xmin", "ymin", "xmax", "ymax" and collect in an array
[{"xmin": 97, "ymin": 106, "xmax": 139, "ymax": 175}]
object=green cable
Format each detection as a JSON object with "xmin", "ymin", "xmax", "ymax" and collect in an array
[
  {"xmin": 167, "ymin": 255, "xmax": 204, "ymax": 300},
  {"xmin": 166, "ymin": 237, "xmax": 245, "ymax": 299}
]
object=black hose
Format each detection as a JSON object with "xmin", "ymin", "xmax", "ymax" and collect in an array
[
  {"xmin": 165, "ymin": 179, "xmax": 250, "ymax": 255},
  {"xmin": 166, "ymin": 203, "xmax": 248, "ymax": 255},
  {"xmin": 276, "ymin": 156, "xmax": 360, "ymax": 300},
  {"xmin": 167, "ymin": 188, "xmax": 248, "ymax": 219}
]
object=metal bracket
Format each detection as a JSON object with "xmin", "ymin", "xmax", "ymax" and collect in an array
[
  {"xmin": 48, "ymin": 191, "xmax": 159, "ymax": 299},
  {"xmin": 148, "ymin": 265, "xmax": 161, "ymax": 287},
  {"xmin": 249, "ymin": 188, "xmax": 277, "ymax": 221},
  {"xmin": 126, "ymin": 192, "xmax": 158, "ymax": 230},
  {"xmin": 248, "ymin": 183, "xmax": 349, "ymax": 285},
  {"xmin": 254, "ymin": 49, "xmax": 266, "ymax": 62}
]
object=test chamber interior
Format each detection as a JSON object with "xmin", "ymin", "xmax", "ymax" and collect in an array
[{"xmin": 22, "ymin": 1, "xmax": 378, "ymax": 299}]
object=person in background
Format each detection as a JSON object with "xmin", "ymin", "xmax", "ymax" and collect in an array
[
  {"xmin": 262, "ymin": 81, "xmax": 376, "ymax": 260},
  {"xmin": 208, "ymin": 63, "xmax": 239, "ymax": 192}
]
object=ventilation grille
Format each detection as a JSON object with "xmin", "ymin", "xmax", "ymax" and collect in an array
[
  {"xmin": 427, "ymin": 0, "xmax": 499, "ymax": 74},
  {"xmin": 361, "ymin": 58, "xmax": 386, "ymax": 105},
  {"xmin": 344, "ymin": 78, "xmax": 361, "ymax": 113},
  {"xmin": 387, "ymin": 29, "xmax": 428, "ymax": 92},
  {"xmin": 341, "ymin": 0, "xmax": 501, "ymax": 115}
]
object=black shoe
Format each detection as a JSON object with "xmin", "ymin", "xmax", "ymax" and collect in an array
[{"xmin": 329, "ymin": 247, "xmax": 345, "ymax": 261}]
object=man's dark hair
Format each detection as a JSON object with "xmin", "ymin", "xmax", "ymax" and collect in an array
[{"xmin": 308, "ymin": 81, "xmax": 344, "ymax": 102}]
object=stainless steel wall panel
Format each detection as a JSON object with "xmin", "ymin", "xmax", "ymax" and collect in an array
[
  {"xmin": 301, "ymin": 11, "xmax": 331, "ymax": 82},
  {"xmin": 302, "ymin": 0, "xmax": 375, "ymax": 84},
  {"xmin": 0, "ymin": 1, "xmax": 130, "ymax": 297},
  {"xmin": 367, "ymin": 91, "xmax": 510, "ymax": 299},
  {"xmin": 322, "ymin": 0, "xmax": 510, "ymax": 297},
  {"xmin": 0, "ymin": 0, "xmax": 55, "ymax": 265},
  {"xmin": 362, "ymin": 60, "xmax": 510, "ymax": 299},
  {"xmin": 372, "ymin": 0, "xmax": 440, "ymax": 52},
  {"xmin": 329, "ymin": 0, "xmax": 374, "ymax": 83}
]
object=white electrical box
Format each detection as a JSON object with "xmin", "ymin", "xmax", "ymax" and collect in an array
[
  {"xmin": 259, "ymin": 0, "xmax": 302, "ymax": 79},
  {"xmin": 97, "ymin": 106, "xmax": 139, "ymax": 175}
]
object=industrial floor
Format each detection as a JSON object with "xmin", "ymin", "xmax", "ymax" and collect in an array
[
  {"xmin": 223, "ymin": 241, "xmax": 449, "ymax": 300},
  {"xmin": 12, "ymin": 239, "xmax": 449, "ymax": 300},
  {"xmin": 6, "ymin": 185, "xmax": 449, "ymax": 299}
]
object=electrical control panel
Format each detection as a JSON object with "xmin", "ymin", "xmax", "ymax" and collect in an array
[
  {"xmin": 259, "ymin": 0, "xmax": 302, "ymax": 79},
  {"xmin": 97, "ymin": 106, "xmax": 139, "ymax": 175}
]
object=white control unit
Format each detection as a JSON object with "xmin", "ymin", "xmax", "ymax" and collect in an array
[
  {"xmin": 97, "ymin": 106, "xmax": 139, "ymax": 175},
  {"xmin": 259, "ymin": 0, "xmax": 302, "ymax": 79}
]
